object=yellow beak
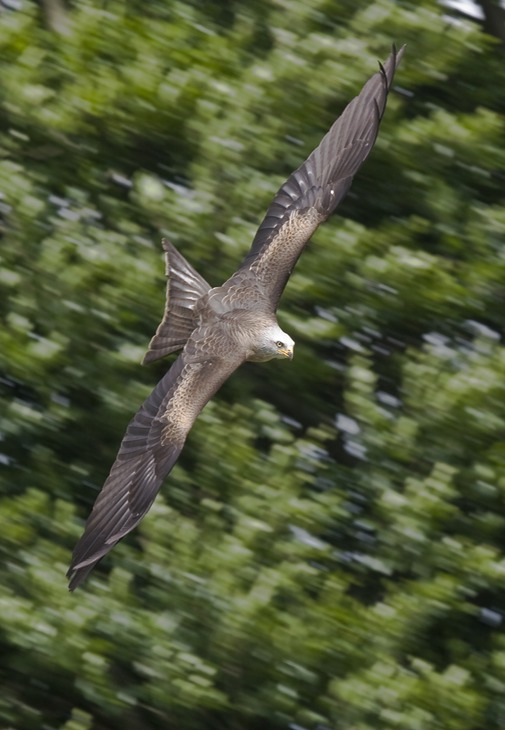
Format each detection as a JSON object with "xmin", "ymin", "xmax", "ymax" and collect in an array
[{"xmin": 279, "ymin": 347, "xmax": 294, "ymax": 360}]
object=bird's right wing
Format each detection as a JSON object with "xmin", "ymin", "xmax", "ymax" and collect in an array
[
  {"xmin": 68, "ymin": 341, "xmax": 245, "ymax": 590},
  {"xmin": 234, "ymin": 45, "xmax": 404, "ymax": 309}
]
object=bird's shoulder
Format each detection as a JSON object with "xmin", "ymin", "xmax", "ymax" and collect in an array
[
  {"xmin": 186, "ymin": 285, "xmax": 273, "ymax": 361},
  {"xmin": 196, "ymin": 274, "xmax": 271, "ymax": 318}
]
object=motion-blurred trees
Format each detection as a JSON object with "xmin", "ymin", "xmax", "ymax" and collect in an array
[{"xmin": 1, "ymin": 0, "xmax": 505, "ymax": 728}]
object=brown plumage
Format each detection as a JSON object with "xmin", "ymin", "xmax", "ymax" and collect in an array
[{"xmin": 67, "ymin": 46, "xmax": 404, "ymax": 590}]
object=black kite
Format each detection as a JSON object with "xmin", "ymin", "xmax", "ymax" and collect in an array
[{"xmin": 68, "ymin": 46, "xmax": 404, "ymax": 589}]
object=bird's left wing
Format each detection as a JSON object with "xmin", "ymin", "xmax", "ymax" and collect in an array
[
  {"xmin": 67, "ymin": 342, "xmax": 245, "ymax": 590},
  {"xmin": 235, "ymin": 45, "xmax": 404, "ymax": 309}
]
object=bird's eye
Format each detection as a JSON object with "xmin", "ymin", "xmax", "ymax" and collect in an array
[{"xmin": 276, "ymin": 341, "xmax": 284, "ymax": 348}]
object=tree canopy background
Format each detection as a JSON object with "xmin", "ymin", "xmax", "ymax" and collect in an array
[{"xmin": 1, "ymin": 1, "xmax": 505, "ymax": 728}]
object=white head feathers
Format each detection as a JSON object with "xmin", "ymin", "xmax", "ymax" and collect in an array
[{"xmin": 250, "ymin": 323, "xmax": 295, "ymax": 362}]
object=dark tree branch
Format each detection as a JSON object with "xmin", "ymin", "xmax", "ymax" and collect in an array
[
  {"xmin": 38, "ymin": 0, "xmax": 71, "ymax": 35},
  {"xmin": 476, "ymin": 0, "xmax": 505, "ymax": 43}
]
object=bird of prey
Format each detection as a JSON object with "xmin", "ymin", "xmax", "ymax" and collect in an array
[{"xmin": 68, "ymin": 46, "xmax": 404, "ymax": 590}]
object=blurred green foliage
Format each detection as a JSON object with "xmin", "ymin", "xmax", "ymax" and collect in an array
[{"xmin": 1, "ymin": 0, "xmax": 505, "ymax": 728}]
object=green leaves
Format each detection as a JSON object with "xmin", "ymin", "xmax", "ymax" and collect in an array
[{"xmin": 1, "ymin": 0, "xmax": 505, "ymax": 728}]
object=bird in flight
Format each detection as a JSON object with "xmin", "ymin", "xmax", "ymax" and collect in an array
[{"xmin": 68, "ymin": 46, "xmax": 404, "ymax": 590}]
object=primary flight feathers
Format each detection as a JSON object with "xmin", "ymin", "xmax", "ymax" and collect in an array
[{"xmin": 68, "ymin": 46, "xmax": 404, "ymax": 590}]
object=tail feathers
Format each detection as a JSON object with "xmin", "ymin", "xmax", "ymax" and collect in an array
[{"xmin": 143, "ymin": 239, "xmax": 211, "ymax": 364}]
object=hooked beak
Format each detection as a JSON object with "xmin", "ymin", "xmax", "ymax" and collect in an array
[{"xmin": 279, "ymin": 347, "xmax": 294, "ymax": 360}]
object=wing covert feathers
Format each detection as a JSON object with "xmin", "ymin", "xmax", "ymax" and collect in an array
[
  {"xmin": 143, "ymin": 239, "xmax": 211, "ymax": 364},
  {"xmin": 67, "ymin": 356, "xmax": 187, "ymax": 590},
  {"xmin": 67, "ymin": 349, "xmax": 244, "ymax": 590},
  {"xmin": 238, "ymin": 45, "xmax": 404, "ymax": 307}
]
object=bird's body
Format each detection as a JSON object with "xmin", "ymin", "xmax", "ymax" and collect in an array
[{"xmin": 68, "ymin": 46, "xmax": 404, "ymax": 590}]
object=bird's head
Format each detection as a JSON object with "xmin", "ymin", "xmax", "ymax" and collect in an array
[{"xmin": 251, "ymin": 323, "xmax": 294, "ymax": 362}]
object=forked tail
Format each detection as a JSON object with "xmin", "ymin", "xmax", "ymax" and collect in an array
[{"xmin": 143, "ymin": 239, "xmax": 211, "ymax": 364}]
